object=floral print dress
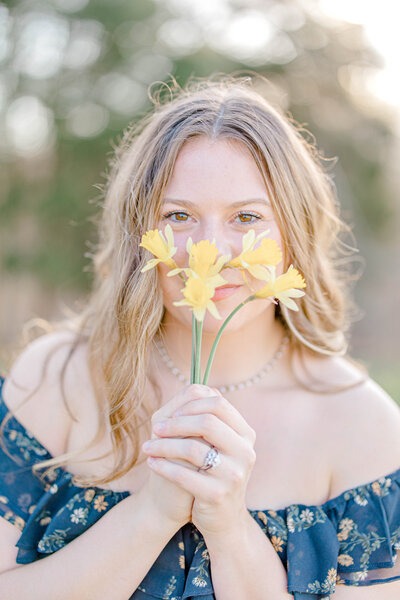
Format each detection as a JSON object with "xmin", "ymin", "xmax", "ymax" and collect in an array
[{"xmin": 1, "ymin": 374, "xmax": 400, "ymax": 599}]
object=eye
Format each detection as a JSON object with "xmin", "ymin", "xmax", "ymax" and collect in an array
[
  {"xmin": 162, "ymin": 211, "xmax": 190, "ymax": 222},
  {"xmin": 233, "ymin": 211, "xmax": 263, "ymax": 224},
  {"xmin": 162, "ymin": 210, "xmax": 262, "ymax": 225}
]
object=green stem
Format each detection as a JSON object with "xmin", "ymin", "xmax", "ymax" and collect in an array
[
  {"xmin": 194, "ymin": 317, "xmax": 203, "ymax": 383},
  {"xmin": 202, "ymin": 295, "xmax": 256, "ymax": 386},
  {"xmin": 191, "ymin": 313, "xmax": 196, "ymax": 383}
]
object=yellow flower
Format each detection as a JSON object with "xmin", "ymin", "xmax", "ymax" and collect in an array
[
  {"xmin": 173, "ymin": 274, "xmax": 222, "ymax": 322},
  {"xmin": 168, "ymin": 238, "xmax": 230, "ymax": 289},
  {"xmin": 257, "ymin": 511, "xmax": 268, "ymax": 526},
  {"xmin": 271, "ymin": 535, "xmax": 284, "ymax": 553},
  {"xmin": 338, "ymin": 518, "xmax": 354, "ymax": 531},
  {"xmin": 14, "ymin": 516, "xmax": 25, "ymax": 531},
  {"xmin": 93, "ymin": 495, "xmax": 108, "ymax": 512},
  {"xmin": 327, "ymin": 568, "xmax": 337, "ymax": 583},
  {"xmin": 5, "ymin": 512, "xmax": 25, "ymax": 531},
  {"xmin": 139, "ymin": 224, "xmax": 178, "ymax": 272},
  {"xmin": 228, "ymin": 228, "xmax": 281, "ymax": 280},
  {"xmin": 337, "ymin": 554, "xmax": 354, "ymax": 566},
  {"xmin": 84, "ymin": 489, "xmax": 96, "ymax": 503},
  {"xmin": 254, "ymin": 265, "xmax": 306, "ymax": 311},
  {"xmin": 372, "ymin": 481, "xmax": 382, "ymax": 496}
]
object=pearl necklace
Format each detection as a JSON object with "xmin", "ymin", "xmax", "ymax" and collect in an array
[{"xmin": 155, "ymin": 334, "xmax": 289, "ymax": 393}]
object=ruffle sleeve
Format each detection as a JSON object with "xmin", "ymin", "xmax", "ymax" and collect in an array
[
  {"xmin": 249, "ymin": 466, "xmax": 400, "ymax": 599},
  {"xmin": 0, "ymin": 375, "xmax": 130, "ymax": 565},
  {"xmin": 0, "ymin": 374, "xmax": 60, "ymax": 533},
  {"xmin": 131, "ymin": 468, "xmax": 400, "ymax": 600},
  {"xmin": 2, "ymin": 374, "xmax": 400, "ymax": 599},
  {"xmin": 0, "ymin": 374, "xmax": 212, "ymax": 599}
]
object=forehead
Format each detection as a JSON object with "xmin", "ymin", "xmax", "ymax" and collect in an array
[{"xmin": 163, "ymin": 136, "xmax": 270, "ymax": 204}]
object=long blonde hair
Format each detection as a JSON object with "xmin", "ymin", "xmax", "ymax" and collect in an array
[{"xmin": 1, "ymin": 73, "xmax": 367, "ymax": 487}]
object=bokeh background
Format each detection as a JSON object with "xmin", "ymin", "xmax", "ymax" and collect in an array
[{"xmin": 1, "ymin": 0, "xmax": 399, "ymax": 401}]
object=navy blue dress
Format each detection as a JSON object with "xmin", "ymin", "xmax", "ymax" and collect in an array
[{"xmin": 1, "ymin": 374, "xmax": 400, "ymax": 599}]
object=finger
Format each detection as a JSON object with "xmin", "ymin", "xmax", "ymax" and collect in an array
[
  {"xmin": 153, "ymin": 413, "xmax": 247, "ymax": 457},
  {"xmin": 152, "ymin": 383, "xmax": 216, "ymax": 421},
  {"xmin": 147, "ymin": 456, "xmax": 222, "ymax": 500},
  {"xmin": 142, "ymin": 436, "xmax": 214, "ymax": 469},
  {"xmin": 171, "ymin": 394, "xmax": 256, "ymax": 444}
]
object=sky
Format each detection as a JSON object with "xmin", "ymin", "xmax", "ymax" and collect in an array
[
  {"xmin": 3, "ymin": 0, "xmax": 400, "ymax": 157},
  {"xmin": 320, "ymin": 0, "xmax": 400, "ymax": 111}
]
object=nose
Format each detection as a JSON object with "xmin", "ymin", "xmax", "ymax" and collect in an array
[
  {"xmin": 212, "ymin": 236, "xmax": 234, "ymax": 258},
  {"xmin": 193, "ymin": 223, "xmax": 236, "ymax": 258}
]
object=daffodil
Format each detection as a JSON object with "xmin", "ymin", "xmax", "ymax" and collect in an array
[
  {"xmin": 229, "ymin": 228, "xmax": 282, "ymax": 280},
  {"xmin": 173, "ymin": 274, "xmax": 222, "ymax": 322},
  {"xmin": 139, "ymin": 224, "xmax": 178, "ymax": 272},
  {"xmin": 254, "ymin": 265, "xmax": 306, "ymax": 311},
  {"xmin": 168, "ymin": 238, "xmax": 230, "ymax": 289},
  {"xmin": 139, "ymin": 222, "xmax": 307, "ymax": 387}
]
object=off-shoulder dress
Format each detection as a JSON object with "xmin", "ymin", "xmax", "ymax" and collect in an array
[{"xmin": 1, "ymin": 375, "xmax": 400, "ymax": 599}]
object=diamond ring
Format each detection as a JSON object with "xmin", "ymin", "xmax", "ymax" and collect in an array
[{"xmin": 198, "ymin": 446, "xmax": 221, "ymax": 471}]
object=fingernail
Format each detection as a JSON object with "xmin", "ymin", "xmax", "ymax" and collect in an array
[
  {"xmin": 142, "ymin": 441, "xmax": 152, "ymax": 450},
  {"xmin": 174, "ymin": 409, "xmax": 183, "ymax": 416},
  {"xmin": 154, "ymin": 421, "xmax": 165, "ymax": 432}
]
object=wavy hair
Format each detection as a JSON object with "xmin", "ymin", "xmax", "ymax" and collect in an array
[{"xmin": 0, "ymin": 73, "xmax": 367, "ymax": 487}]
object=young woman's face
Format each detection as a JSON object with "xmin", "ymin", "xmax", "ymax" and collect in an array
[{"xmin": 156, "ymin": 135, "xmax": 285, "ymax": 333}]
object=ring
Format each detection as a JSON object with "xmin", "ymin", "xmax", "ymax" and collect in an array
[{"xmin": 198, "ymin": 446, "xmax": 221, "ymax": 471}]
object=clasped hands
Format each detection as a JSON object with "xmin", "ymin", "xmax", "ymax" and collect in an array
[{"xmin": 142, "ymin": 384, "xmax": 257, "ymax": 538}]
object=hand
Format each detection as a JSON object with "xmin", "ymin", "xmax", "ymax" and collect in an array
[
  {"xmin": 139, "ymin": 384, "xmax": 219, "ymax": 529},
  {"xmin": 141, "ymin": 386, "xmax": 257, "ymax": 538}
]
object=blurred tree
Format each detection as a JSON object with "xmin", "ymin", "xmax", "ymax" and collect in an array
[{"xmin": 0, "ymin": 0, "xmax": 396, "ymax": 296}]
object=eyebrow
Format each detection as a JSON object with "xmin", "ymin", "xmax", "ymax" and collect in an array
[{"xmin": 162, "ymin": 198, "xmax": 271, "ymax": 208}]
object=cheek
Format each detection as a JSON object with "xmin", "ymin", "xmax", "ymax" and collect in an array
[
  {"xmin": 157, "ymin": 262, "xmax": 186, "ymax": 309},
  {"xmin": 157, "ymin": 262, "xmax": 175, "ymax": 293},
  {"xmin": 173, "ymin": 243, "xmax": 191, "ymax": 266}
]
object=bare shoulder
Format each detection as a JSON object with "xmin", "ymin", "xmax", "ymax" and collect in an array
[
  {"xmin": 303, "ymin": 352, "xmax": 400, "ymax": 496},
  {"xmin": 1, "ymin": 330, "xmax": 89, "ymax": 458}
]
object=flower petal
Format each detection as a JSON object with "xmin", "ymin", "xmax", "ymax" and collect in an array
[
  {"xmin": 166, "ymin": 267, "xmax": 184, "ymax": 277},
  {"xmin": 278, "ymin": 297, "xmax": 299, "ymax": 311},
  {"xmin": 241, "ymin": 229, "xmax": 256, "ymax": 253},
  {"xmin": 164, "ymin": 224, "xmax": 175, "ymax": 247},
  {"xmin": 186, "ymin": 237, "xmax": 193, "ymax": 255},
  {"xmin": 139, "ymin": 227, "xmax": 178, "ymax": 267},
  {"xmin": 282, "ymin": 289, "xmax": 306, "ymax": 298},
  {"xmin": 205, "ymin": 274, "xmax": 229, "ymax": 289},
  {"xmin": 254, "ymin": 283, "xmax": 275, "ymax": 299},
  {"xmin": 173, "ymin": 299, "xmax": 190, "ymax": 307},
  {"xmin": 206, "ymin": 300, "xmax": 222, "ymax": 320},
  {"xmin": 140, "ymin": 258, "xmax": 160, "ymax": 272},
  {"xmin": 212, "ymin": 253, "xmax": 232, "ymax": 273},
  {"xmin": 246, "ymin": 264, "xmax": 273, "ymax": 280},
  {"xmin": 253, "ymin": 228, "xmax": 271, "ymax": 246},
  {"xmin": 193, "ymin": 306, "xmax": 206, "ymax": 321}
]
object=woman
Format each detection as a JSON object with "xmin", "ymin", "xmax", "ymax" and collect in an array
[{"xmin": 1, "ymin": 74, "xmax": 400, "ymax": 599}]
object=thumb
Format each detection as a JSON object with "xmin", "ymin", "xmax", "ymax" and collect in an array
[{"xmin": 210, "ymin": 386, "xmax": 222, "ymax": 397}]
